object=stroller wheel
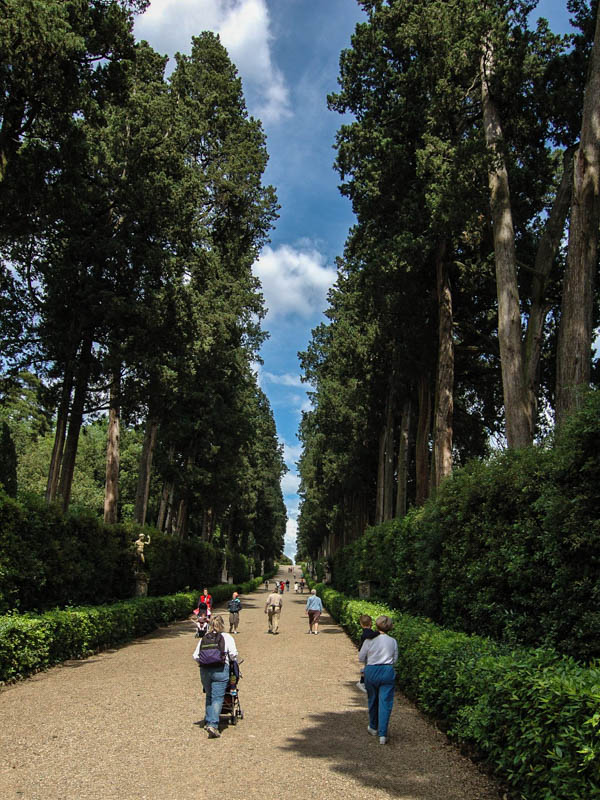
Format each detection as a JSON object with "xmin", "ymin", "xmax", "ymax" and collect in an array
[
  {"xmin": 230, "ymin": 715, "xmax": 237, "ymax": 725},
  {"xmin": 239, "ymin": 710, "xmax": 244, "ymax": 720}
]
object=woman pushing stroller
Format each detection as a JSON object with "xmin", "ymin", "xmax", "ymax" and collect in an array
[{"xmin": 193, "ymin": 614, "xmax": 238, "ymax": 738}]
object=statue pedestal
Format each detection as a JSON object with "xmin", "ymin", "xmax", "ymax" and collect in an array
[{"xmin": 135, "ymin": 572, "xmax": 149, "ymax": 597}]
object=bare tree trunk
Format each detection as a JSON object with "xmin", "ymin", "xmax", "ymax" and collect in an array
[
  {"xmin": 134, "ymin": 417, "xmax": 158, "ymax": 525},
  {"xmin": 164, "ymin": 485, "xmax": 175, "ymax": 533},
  {"xmin": 432, "ymin": 242, "xmax": 454, "ymax": 490},
  {"xmin": 556, "ymin": 5, "xmax": 600, "ymax": 424},
  {"xmin": 524, "ymin": 148, "xmax": 574, "ymax": 420},
  {"xmin": 395, "ymin": 395, "xmax": 412, "ymax": 518},
  {"xmin": 375, "ymin": 424, "xmax": 386, "ymax": 525},
  {"xmin": 156, "ymin": 482, "xmax": 170, "ymax": 531},
  {"xmin": 176, "ymin": 498, "xmax": 187, "ymax": 539},
  {"xmin": 481, "ymin": 39, "xmax": 532, "ymax": 448},
  {"xmin": 45, "ymin": 363, "xmax": 74, "ymax": 504},
  {"xmin": 103, "ymin": 371, "xmax": 121, "ymax": 525},
  {"xmin": 415, "ymin": 373, "xmax": 431, "ymax": 506},
  {"xmin": 57, "ymin": 335, "xmax": 93, "ymax": 512},
  {"xmin": 383, "ymin": 387, "xmax": 395, "ymax": 522}
]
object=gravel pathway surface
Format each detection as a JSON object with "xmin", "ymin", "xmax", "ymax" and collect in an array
[{"xmin": 0, "ymin": 568, "xmax": 502, "ymax": 800}]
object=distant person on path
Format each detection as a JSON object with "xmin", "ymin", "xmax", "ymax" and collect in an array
[
  {"xmin": 358, "ymin": 615, "xmax": 398, "ymax": 745},
  {"xmin": 193, "ymin": 610, "xmax": 209, "ymax": 639},
  {"xmin": 305, "ymin": 589, "xmax": 324, "ymax": 634},
  {"xmin": 294, "ymin": 581, "xmax": 299, "ymax": 593},
  {"xmin": 299, "ymin": 580, "xmax": 305, "ymax": 594},
  {"xmin": 227, "ymin": 591, "xmax": 242, "ymax": 634},
  {"xmin": 193, "ymin": 615, "xmax": 238, "ymax": 739},
  {"xmin": 265, "ymin": 588, "xmax": 283, "ymax": 634},
  {"xmin": 199, "ymin": 588, "xmax": 212, "ymax": 618},
  {"xmin": 356, "ymin": 614, "xmax": 379, "ymax": 692},
  {"xmin": 285, "ymin": 579, "xmax": 290, "ymax": 592},
  {"xmin": 279, "ymin": 581, "xmax": 285, "ymax": 594}
]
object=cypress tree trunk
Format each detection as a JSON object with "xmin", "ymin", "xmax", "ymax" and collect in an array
[
  {"xmin": 57, "ymin": 335, "xmax": 93, "ymax": 512},
  {"xmin": 45, "ymin": 363, "xmax": 74, "ymax": 504},
  {"xmin": 383, "ymin": 385, "xmax": 395, "ymax": 521},
  {"xmin": 556, "ymin": 5, "xmax": 600, "ymax": 424},
  {"xmin": 395, "ymin": 395, "xmax": 411, "ymax": 518},
  {"xmin": 415, "ymin": 373, "xmax": 431, "ymax": 506},
  {"xmin": 432, "ymin": 242, "xmax": 453, "ymax": 490},
  {"xmin": 376, "ymin": 383, "xmax": 395, "ymax": 523},
  {"xmin": 523, "ymin": 148, "xmax": 574, "ymax": 421},
  {"xmin": 481, "ymin": 39, "xmax": 532, "ymax": 448},
  {"xmin": 103, "ymin": 371, "xmax": 121, "ymax": 525},
  {"xmin": 134, "ymin": 417, "xmax": 158, "ymax": 525}
]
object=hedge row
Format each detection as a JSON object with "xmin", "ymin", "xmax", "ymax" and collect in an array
[
  {"xmin": 0, "ymin": 491, "xmax": 227, "ymax": 613},
  {"xmin": 316, "ymin": 584, "xmax": 600, "ymax": 800},
  {"xmin": 331, "ymin": 390, "xmax": 600, "ymax": 662},
  {"xmin": 0, "ymin": 576, "xmax": 265, "ymax": 684}
]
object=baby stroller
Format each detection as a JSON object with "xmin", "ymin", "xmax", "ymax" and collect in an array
[{"xmin": 220, "ymin": 659, "xmax": 244, "ymax": 726}]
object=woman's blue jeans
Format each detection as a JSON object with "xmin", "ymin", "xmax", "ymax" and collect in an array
[
  {"xmin": 200, "ymin": 663, "xmax": 230, "ymax": 727},
  {"xmin": 364, "ymin": 664, "xmax": 396, "ymax": 737}
]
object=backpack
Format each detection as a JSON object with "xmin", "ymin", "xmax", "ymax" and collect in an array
[{"xmin": 197, "ymin": 631, "xmax": 226, "ymax": 666}]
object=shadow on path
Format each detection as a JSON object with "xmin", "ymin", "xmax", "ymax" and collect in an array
[{"xmin": 279, "ymin": 701, "xmax": 499, "ymax": 800}]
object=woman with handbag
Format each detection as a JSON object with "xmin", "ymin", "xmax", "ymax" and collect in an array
[{"xmin": 193, "ymin": 614, "xmax": 238, "ymax": 738}]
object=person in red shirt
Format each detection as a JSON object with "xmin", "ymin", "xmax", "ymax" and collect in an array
[{"xmin": 199, "ymin": 587, "xmax": 213, "ymax": 618}]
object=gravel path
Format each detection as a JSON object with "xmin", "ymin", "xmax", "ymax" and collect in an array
[{"xmin": 0, "ymin": 568, "xmax": 502, "ymax": 800}]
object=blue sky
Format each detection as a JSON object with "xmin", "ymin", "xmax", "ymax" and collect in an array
[{"xmin": 135, "ymin": 0, "xmax": 573, "ymax": 560}]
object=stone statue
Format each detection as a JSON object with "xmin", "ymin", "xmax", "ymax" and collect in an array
[{"xmin": 134, "ymin": 532, "xmax": 151, "ymax": 566}]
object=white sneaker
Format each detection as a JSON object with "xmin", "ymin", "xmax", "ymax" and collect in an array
[
  {"xmin": 367, "ymin": 726, "xmax": 377, "ymax": 736},
  {"xmin": 356, "ymin": 681, "xmax": 367, "ymax": 693},
  {"xmin": 379, "ymin": 736, "xmax": 387, "ymax": 745}
]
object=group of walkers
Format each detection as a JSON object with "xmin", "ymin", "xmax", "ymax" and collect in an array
[{"xmin": 191, "ymin": 574, "xmax": 398, "ymax": 745}]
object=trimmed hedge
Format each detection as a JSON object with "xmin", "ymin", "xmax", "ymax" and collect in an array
[
  {"xmin": 316, "ymin": 583, "xmax": 600, "ymax": 800},
  {"xmin": 0, "ymin": 576, "xmax": 265, "ymax": 684},
  {"xmin": 0, "ymin": 491, "xmax": 225, "ymax": 613},
  {"xmin": 330, "ymin": 390, "xmax": 600, "ymax": 662}
]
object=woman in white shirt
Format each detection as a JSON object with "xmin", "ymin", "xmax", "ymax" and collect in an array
[
  {"xmin": 358, "ymin": 615, "xmax": 398, "ymax": 744},
  {"xmin": 193, "ymin": 614, "xmax": 238, "ymax": 738}
]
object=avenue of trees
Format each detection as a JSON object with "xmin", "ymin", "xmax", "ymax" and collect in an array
[
  {"xmin": 297, "ymin": 0, "xmax": 600, "ymax": 561},
  {"xmin": 0, "ymin": 0, "xmax": 286, "ymax": 584}
]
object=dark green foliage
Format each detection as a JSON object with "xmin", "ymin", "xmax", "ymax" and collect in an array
[
  {"xmin": 0, "ymin": 492, "xmax": 223, "ymax": 613},
  {"xmin": 0, "ymin": 422, "xmax": 17, "ymax": 496},
  {"xmin": 330, "ymin": 390, "xmax": 600, "ymax": 661},
  {"xmin": 318, "ymin": 584, "xmax": 600, "ymax": 800}
]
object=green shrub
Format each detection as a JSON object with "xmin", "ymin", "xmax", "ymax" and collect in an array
[
  {"xmin": 316, "ymin": 584, "xmax": 600, "ymax": 800},
  {"xmin": 0, "ymin": 575, "xmax": 266, "ymax": 684},
  {"xmin": 328, "ymin": 390, "xmax": 600, "ymax": 661}
]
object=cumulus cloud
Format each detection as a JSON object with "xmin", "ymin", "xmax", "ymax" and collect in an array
[
  {"xmin": 284, "ymin": 517, "xmax": 298, "ymax": 559},
  {"xmin": 262, "ymin": 371, "xmax": 304, "ymax": 387},
  {"xmin": 281, "ymin": 471, "xmax": 300, "ymax": 497},
  {"xmin": 254, "ymin": 244, "xmax": 337, "ymax": 319},
  {"xmin": 282, "ymin": 440, "xmax": 303, "ymax": 469},
  {"xmin": 135, "ymin": 0, "xmax": 291, "ymax": 123}
]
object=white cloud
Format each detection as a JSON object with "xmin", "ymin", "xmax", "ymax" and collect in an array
[
  {"xmin": 254, "ymin": 243, "xmax": 337, "ymax": 319},
  {"xmin": 284, "ymin": 517, "xmax": 297, "ymax": 559},
  {"xmin": 281, "ymin": 471, "xmax": 300, "ymax": 496},
  {"xmin": 135, "ymin": 0, "xmax": 291, "ymax": 123},
  {"xmin": 282, "ymin": 440, "xmax": 302, "ymax": 469},
  {"xmin": 262, "ymin": 371, "xmax": 304, "ymax": 387}
]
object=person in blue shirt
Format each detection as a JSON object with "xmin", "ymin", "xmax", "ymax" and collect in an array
[
  {"xmin": 305, "ymin": 589, "xmax": 324, "ymax": 634},
  {"xmin": 227, "ymin": 591, "xmax": 242, "ymax": 634}
]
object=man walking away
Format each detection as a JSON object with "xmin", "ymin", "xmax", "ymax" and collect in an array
[
  {"xmin": 227, "ymin": 591, "xmax": 242, "ymax": 634},
  {"xmin": 265, "ymin": 588, "xmax": 283, "ymax": 634}
]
